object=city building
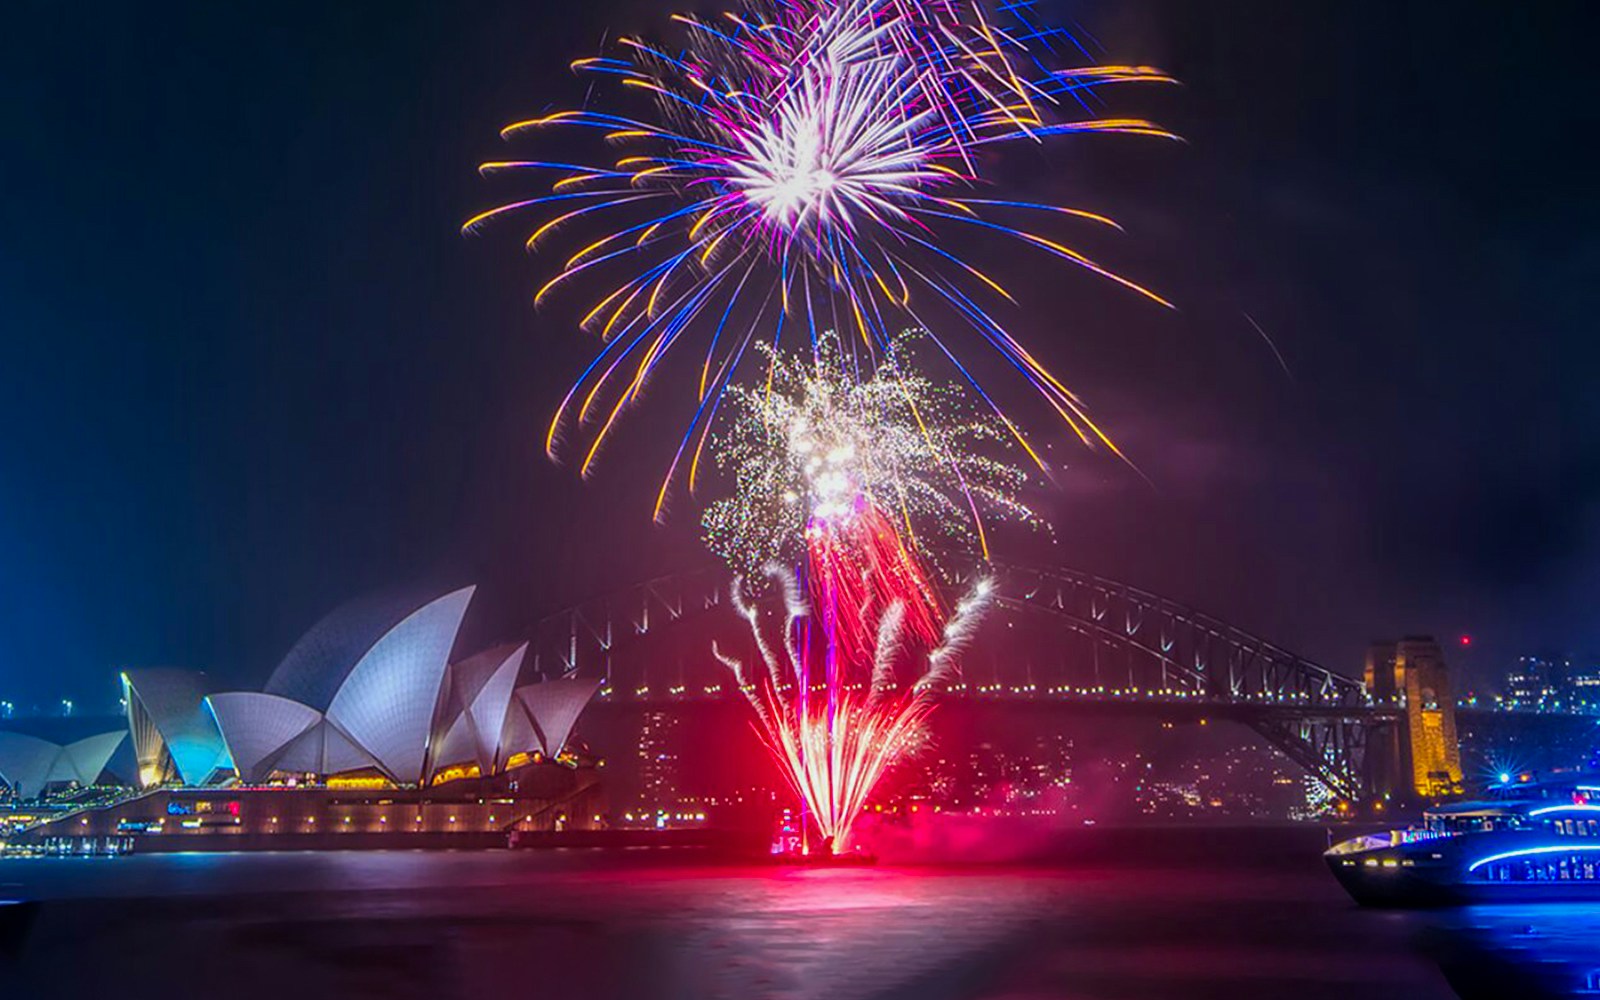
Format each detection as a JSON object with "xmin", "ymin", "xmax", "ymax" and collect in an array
[
  {"xmin": 1501, "ymin": 654, "xmax": 1600, "ymax": 713},
  {"xmin": 1505, "ymin": 654, "xmax": 1563, "ymax": 707},
  {"xmin": 631, "ymin": 709, "xmax": 684, "ymax": 825}
]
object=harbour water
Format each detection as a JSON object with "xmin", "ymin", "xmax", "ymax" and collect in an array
[{"xmin": 1, "ymin": 826, "xmax": 1593, "ymax": 999}]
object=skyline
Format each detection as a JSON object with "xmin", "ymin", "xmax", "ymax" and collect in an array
[{"xmin": 3, "ymin": 0, "xmax": 1599, "ymax": 706}]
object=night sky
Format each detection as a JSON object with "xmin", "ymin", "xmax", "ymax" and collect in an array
[{"xmin": 2, "ymin": 1, "xmax": 1597, "ymax": 711}]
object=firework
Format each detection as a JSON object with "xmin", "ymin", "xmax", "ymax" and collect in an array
[
  {"xmin": 847, "ymin": 0, "xmax": 1100, "ymax": 144},
  {"xmin": 806, "ymin": 499, "xmax": 944, "ymax": 669},
  {"xmin": 465, "ymin": 0, "xmax": 1174, "ymax": 500},
  {"xmin": 720, "ymin": 563, "xmax": 993, "ymax": 850},
  {"xmin": 701, "ymin": 330, "xmax": 1040, "ymax": 577}
]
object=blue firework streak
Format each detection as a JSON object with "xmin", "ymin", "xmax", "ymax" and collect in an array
[{"xmin": 465, "ymin": 0, "xmax": 1175, "ymax": 517}]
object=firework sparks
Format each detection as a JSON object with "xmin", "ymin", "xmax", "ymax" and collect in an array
[
  {"xmin": 701, "ymin": 330, "xmax": 1040, "ymax": 577},
  {"xmin": 463, "ymin": 0, "xmax": 1176, "ymax": 856},
  {"xmin": 806, "ymin": 500, "xmax": 944, "ymax": 669},
  {"xmin": 465, "ymin": 0, "xmax": 1174, "ymax": 495},
  {"xmin": 722, "ymin": 563, "xmax": 993, "ymax": 850}
]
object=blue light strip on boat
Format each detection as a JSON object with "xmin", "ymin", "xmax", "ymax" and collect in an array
[
  {"xmin": 1467, "ymin": 844, "xmax": 1600, "ymax": 873},
  {"xmin": 1528, "ymin": 804, "xmax": 1600, "ymax": 816}
]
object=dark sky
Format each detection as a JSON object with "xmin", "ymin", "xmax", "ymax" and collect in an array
[{"xmin": 1, "ymin": 1, "xmax": 1597, "ymax": 710}]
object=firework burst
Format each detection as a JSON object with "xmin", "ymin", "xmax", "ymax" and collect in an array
[
  {"xmin": 701, "ymin": 330, "xmax": 1040, "ymax": 577},
  {"xmin": 465, "ymin": 0, "xmax": 1174, "ymax": 501}
]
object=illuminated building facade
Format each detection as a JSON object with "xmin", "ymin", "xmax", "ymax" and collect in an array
[
  {"xmin": 115, "ymin": 587, "xmax": 600, "ymax": 792},
  {"xmin": 6, "ymin": 585, "xmax": 607, "ymax": 850},
  {"xmin": 22, "ymin": 759, "xmax": 604, "ymax": 853},
  {"xmin": 1367, "ymin": 637, "xmax": 1464, "ymax": 799},
  {"xmin": 1502, "ymin": 654, "xmax": 1600, "ymax": 713},
  {"xmin": 632, "ymin": 710, "xmax": 683, "ymax": 824},
  {"xmin": 1505, "ymin": 654, "xmax": 1563, "ymax": 707},
  {"xmin": 1571, "ymin": 665, "xmax": 1600, "ymax": 703}
]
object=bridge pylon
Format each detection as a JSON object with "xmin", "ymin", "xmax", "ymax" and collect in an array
[{"xmin": 1365, "ymin": 637, "xmax": 1464, "ymax": 801}]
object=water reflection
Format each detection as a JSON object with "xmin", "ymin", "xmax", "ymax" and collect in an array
[
  {"xmin": 0, "ymin": 829, "xmax": 1525, "ymax": 999},
  {"xmin": 1429, "ymin": 904, "xmax": 1600, "ymax": 1000}
]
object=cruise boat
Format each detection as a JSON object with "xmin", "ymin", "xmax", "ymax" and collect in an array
[{"xmin": 1326, "ymin": 772, "xmax": 1600, "ymax": 906}]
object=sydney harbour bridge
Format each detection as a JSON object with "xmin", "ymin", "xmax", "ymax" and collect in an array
[{"xmin": 520, "ymin": 561, "xmax": 1594, "ymax": 806}]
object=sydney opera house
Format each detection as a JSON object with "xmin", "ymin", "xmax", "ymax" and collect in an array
[{"xmin": 1, "ymin": 586, "xmax": 606, "ymax": 851}]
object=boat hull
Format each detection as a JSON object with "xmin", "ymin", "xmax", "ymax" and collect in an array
[
  {"xmin": 1326, "ymin": 857, "xmax": 1459, "ymax": 907},
  {"xmin": 1329, "ymin": 856, "xmax": 1600, "ymax": 906},
  {"xmin": 1327, "ymin": 831, "xmax": 1600, "ymax": 907}
]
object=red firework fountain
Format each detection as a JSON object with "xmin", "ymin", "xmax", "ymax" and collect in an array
[
  {"xmin": 805, "ymin": 498, "xmax": 943, "ymax": 670},
  {"xmin": 719, "ymin": 498, "xmax": 991, "ymax": 853}
]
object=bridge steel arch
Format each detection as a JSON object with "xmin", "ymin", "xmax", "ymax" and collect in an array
[
  {"xmin": 520, "ymin": 562, "xmax": 1393, "ymax": 802},
  {"xmin": 964, "ymin": 563, "xmax": 1394, "ymax": 802},
  {"xmin": 520, "ymin": 568, "xmax": 727, "ymax": 684}
]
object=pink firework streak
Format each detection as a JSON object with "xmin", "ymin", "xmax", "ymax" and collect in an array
[
  {"xmin": 806, "ymin": 498, "xmax": 942, "ymax": 669},
  {"xmin": 717, "ymin": 515, "xmax": 992, "ymax": 850}
]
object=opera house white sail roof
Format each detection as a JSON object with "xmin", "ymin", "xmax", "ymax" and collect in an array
[
  {"xmin": 205, "ymin": 693, "xmax": 322, "ymax": 785},
  {"xmin": 323, "ymin": 586, "xmax": 476, "ymax": 784},
  {"xmin": 0, "ymin": 729, "xmax": 126, "ymax": 799},
  {"xmin": 107, "ymin": 585, "xmax": 602, "ymax": 792},
  {"xmin": 431, "ymin": 642, "xmax": 527, "ymax": 776},
  {"xmin": 499, "ymin": 677, "xmax": 604, "ymax": 769},
  {"xmin": 121, "ymin": 668, "xmax": 232, "ymax": 787}
]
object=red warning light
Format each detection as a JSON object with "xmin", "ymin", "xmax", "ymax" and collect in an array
[{"xmin": 1460, "ymin": 635, "xmax": 1472, "ymax": 647}]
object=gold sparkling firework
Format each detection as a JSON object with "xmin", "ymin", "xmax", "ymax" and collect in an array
[{"xmin": 701, "ymin": 330, "xmax": 1041, "ymax": 577}]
